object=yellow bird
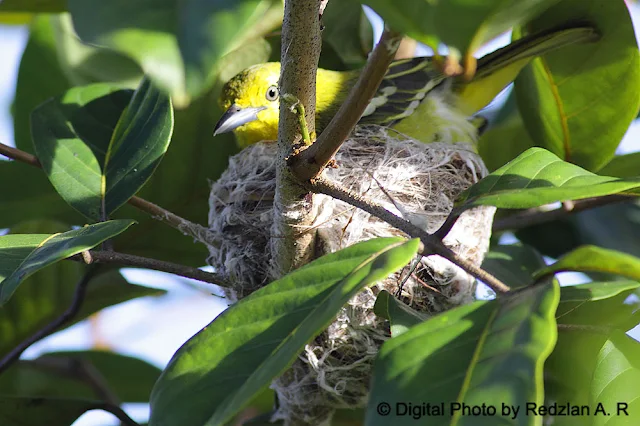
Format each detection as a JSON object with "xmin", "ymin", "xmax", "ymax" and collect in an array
[{"xmin": 214, "ymin": 27, "xmax": 597, "ymax": 148}]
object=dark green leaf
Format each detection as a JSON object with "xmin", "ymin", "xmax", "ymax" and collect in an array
[
  {"xmin": 478, "ymin": 92, "xmax": 536, "ymax": 172},
  {"xmin": 514, "ymin": 0, "xmax": 640, "ymax": 171},
  {"xmin": 373, "ymin": 290, "xmax": 427, "ymax": 336},
  {"xmin": 0, "ymin": 396, "xmax": 99, "ymax": 426},
  {"xmin": 0, "ymin": 162, "xmax": 84, "ymax": 229},
  {"xmin": 0, "ymin": 219, "xmax": 135, "ymax": 302},
  {"xmin": 31, "ymin": 78, "xmax": 172, "ymax": 220},
  {"xmin": 457, "ymin": 148, "xmax": 640, "ymax": 210},
  {"xmin": 31, "ymin": 84, "xmax": 132, "ymax": 220},
  {"xmin": 104, "ymin": 78, "xmax": 173, "ymax": 214},
  {"xmin": 516, "ymin": 199, "xmax": 640, "ymax": 260},
  {"xmin": 590, "ymin": 331, "xmax": 640, "ymax": 425},
  {"xmin": 481, "ymin": 243, "xmax": 547, "ymax": 289},
  {"xmin": 535, "ymin": 245, "xmax": 640, "ymax": 282},
  {"xmin": 111, "ymin": 39, "xmax": 271, "ymax": 266},
  {"xmin": 599, "ymin": 153, "xmax": 640, "ymax": 178},
  {"xmin": 68, "ymin": 0, "xmax": 283, "ymax": 105},
  {"xmin": 546, "ymin": 289, "xmax": 640, "ymax": 414},
  {"xmin": 150, "ymin": 237, "xmax": 419, "ymax": 426},
  {"xmin": 322, "ymin": 1, "xmax": 373, "ymax": 68},
  {"xmin": 0, "ymin": 0, "xmax": 66, "ymax": 13},
  {"xmin": 0, "ymin": 351, "xmax": 161, "ymax": 403},
  {"xmin": 0, "ymin": 228, "xmax": 164, "ymax": 359},
  {"xmin": 366, "ymin": 282, "xmax": 559, "ymax": 426},
  {"xmin": 359, "ymin": 0, "xmax": 558, "ymax": 54},
  {"xmin": 14, "ymin": 15, "xmax": 72, "ymax": 154},
  {"xmin": 51, "ymin": 14, "xmax": 143, "ymax": 87}
]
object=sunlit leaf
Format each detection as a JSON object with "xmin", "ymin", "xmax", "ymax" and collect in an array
[
  {"xmin": 68, "ymin": 0, "xmax": 283, "ymax": 105},
  {"xmin": 31, "ymin": 78, "xmax": 173, "ymax": 220},
  {"xmin": 359, "ymin": 0, "xmax": 558, "ymax": 54},
  {"xmin": 514, "ymin": 0, "xmax": 640, "ymax": 171},
  {"xmin": 535, "ymin": 245, "xmax": 640, "ymax": 282},
  {"xmin": 457, "ymin": 148, "xmax": 640, "ymax": 211},
  {"xmin": 366, "ymin": 282, "xmax": 559, "ymax": 426},
  {"xmin": 0, "ymin": 219, "xmax": 135, "ymax": 303},
  {"xmin": 150, "ymin": 238, "xmax": 418, "ymax": 426}
]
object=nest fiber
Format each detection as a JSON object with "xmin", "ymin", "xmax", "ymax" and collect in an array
[{"xmin": 207, "ymin": 126, "xmax": 495, "ymax": 425}]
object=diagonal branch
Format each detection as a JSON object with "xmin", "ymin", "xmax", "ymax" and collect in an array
[
  {"xmin": 308, "ymin": 176, "xmax": 511, "ymax": 294},
  {"xmin": 69, "ymin": 250, "xmax": 228, "ymax": 286},
  {"xmin": 0, "ymin": 267, "xmax": 101, "ymax": 375},
  {"xmin": 288, "ymin": 28, "xmax": 402, "ymax": 181},
  {"xmin": 0, "ymin": 141, "xmax": 217, "ymax": 248},
  {"xmin": 492, "ymin": 194, "xmax": 632, "ymax": 232}
]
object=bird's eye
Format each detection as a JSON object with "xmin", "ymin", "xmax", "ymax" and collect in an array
[{"xmin": 265, "ymin": 85, "xmax": 279, "ymax": 101}]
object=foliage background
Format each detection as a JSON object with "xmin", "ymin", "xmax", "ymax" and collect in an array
[{"xmin": 1, "ymin": 4, "xmax": 640, "ymax": 425}]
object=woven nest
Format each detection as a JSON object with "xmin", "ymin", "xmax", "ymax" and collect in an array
[{"xmin": 207, "ymin": 126, "xmax": 496, "ymax": 425}]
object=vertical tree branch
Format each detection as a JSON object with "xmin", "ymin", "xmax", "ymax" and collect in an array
[{"xmin": 272, "ymin": 0, "xmax": 323, "ymax": 276}]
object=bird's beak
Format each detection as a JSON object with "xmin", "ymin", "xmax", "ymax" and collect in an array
[{"xmin": 213, "ymin": 104, "xmax": 267, "ymax": 136}]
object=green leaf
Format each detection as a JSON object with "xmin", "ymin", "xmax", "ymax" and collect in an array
[
  {"xmin": 14, "ymin": 15, "xmax": 72, "ymax": 154},
  {"xmin": 322, "ymin": 1, "xmax": 373, "ymax": 68},
  {"xmin": 149, "ymin": 237, "xmax": 419, "ymax": 426},
  {"xmin": 546, "ymin": 288, "xmax": 640, "ymax": 415},
  {"xmin": 31, "ymin": 78, "xmax": 173, "ymax": 220},
  {"xmin": 30, "ymin": 84, "xmax": 131, "ymax": 220},
  {"xmin": 535, "ymin": 245, "xmax": 640, "ymax": 282},
  {"xmin": 0, "ymin": 219, "xmax": 163, "ymax": 359},
  {"xmin": 0, "ymin": 219, "xmax": 135, "ymax": 303},
  {"xmin": 599, "ymin": 153, "xmax": 640, "ymax": 178},
  {"xmin": 366, "ymin": 282, "xmax": 560, "ymax": 426},
  {"xmin": 514, "ymin": 0, "xmax": 640, "ymax": 171},
  {"xmin": 0, "ymin": 396, "xmax": 126, "ymax": 426},
  {"xmin": 0, "ymin": 351, "xmax": 161, "ymax": 403},
  {"xmin": 112, "ymin": 38, "xmax": 271, "ymax": 266},
  {"xmin": 590, "ymin": 331, "xmax": 640, "ymax": 425},
  {"xmin": 560, "ymin": 281, "xmax": 640, "ymax": 303},
  {"xmin": 478, "ymin": 92, "xmax": 536, "ymax": 172},
  {"xmin": 0, "ymin": 162, "xmax": 84, "ymax": 229},
  {"xmin": 481, "ymin": 243, "xmax": 547, "ymax": 289},
  {"xmin": 516, "ymin": 199, "xmax": 640, "ymax": 261},
  {"xmin": 104, "ymin": 78, "xmax": 174, "ymax": 214},
  {"xmin": 373, "ymin": 290, "xmax": 427, "ymax": 336},
  {"xmin": 0, "ymin": 265, "xmax": 165, "ymax": 360},
  {"xmin": 0, "ymin": 0, "xmax": 66, "ymax": 13},
  {"xmin": 359, "ymin": 0, "xmax": 558, "ymax": 54},
  {"xmin": 457, "ymin": 148, "xmax": 640, "ymax": 211},
  {"xmin": 68, "ymin": 0, "xmax": 283, "ymax": 105},
  {"xmin": 51, "ymin": 13, "xmax": 143, "ymax": 87}
]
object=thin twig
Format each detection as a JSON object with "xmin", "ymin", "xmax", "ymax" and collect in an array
[
  {"xmin": 289, "ymin": 28, "xmax": 403, "ymax": 181},
  {"xmin": 30, "ymin": 357, "xmax": 121, "ymax": 405},
  {"xmin": 308, "ymin": 176, "xmax": 511, "ymax": 294},
  {"xmin": 70, "ymin": 250, "xmax": 228, "ymax": 286},
  {"xmin": 492, "ymin": 195, "xmax": 632, "ymax": 232},
  {"xmin": 0, "ymin": 141, "xmax": 218, "ymax": 248},
  {"xmin": 0, "ymin": 267, "xmax": 100, "ymax": 375},
  {"xmin": 86, "ymin": 403, "xmax": 140, "ymax": 426}
]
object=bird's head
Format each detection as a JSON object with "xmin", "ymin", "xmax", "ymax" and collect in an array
[{"xmin": 214, "ymin": 62, "xmax": 281, "ymax": 148}]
